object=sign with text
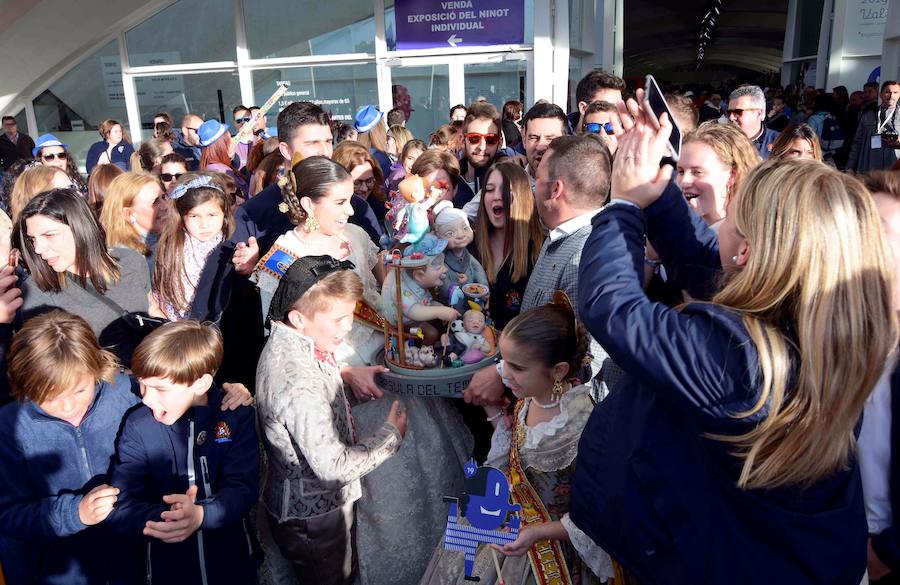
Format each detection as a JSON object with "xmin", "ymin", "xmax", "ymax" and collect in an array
[
  {"xmin": 395, "ymin": 0, "xmax": 524, "ymax": 50},
  {"xmin": 843, "ymin": 0, "xmax": 891, "ymax": 57}
]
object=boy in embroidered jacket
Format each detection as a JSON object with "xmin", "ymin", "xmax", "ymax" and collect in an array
[
  {"xmin": 108, "ymin": 321, "xmax": 260, "ymax": 585},
  {"xmin": 256, "ymin": 255, "xmax": 407, "ymax": 585}
]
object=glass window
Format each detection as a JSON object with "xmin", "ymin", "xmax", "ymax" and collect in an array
[
  {"xmin": 32, "ymin": 40, "xmax": 129, "ymax": 170},
  {"xmin": 794, "ymin": 0, "xmax": 824, "ymax": 58},
  {"xmin": 389, "ymin": 65, "xmax": 450, "ymax": 141},
  {"xmin": 244, "ymin": 0, "xmax": 377, "ymax": 59},
  {"xmin": 464, "ymin": 60, "xmax": 526, "ymax": 107},
  {"xmin": 568, "ymin": 55, "xmax": 583, "ymax": 113},
  {"xmin": 569, "ymin": 0, "xmax": 583, "ymax": 50},
  {"xmin": 385, "ymin": 0, "xmax": 535, "ymax": 51},
  {"xmin": 13, "ymin": 110, "xmax": 27, "ymax": 135},
  {"xmin": 135, "ymin": 72, "xmax": 242, "ymax": 129},
  {"xmin": 251, "ymin": 64, "xmax": 378, "ymax": 130},
  {"xmin": 126, "ymin": 0, "xmax": 236, "ymax": 65}
]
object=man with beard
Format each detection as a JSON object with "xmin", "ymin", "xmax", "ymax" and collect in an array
[{"xmin": 456, "ymin": 102, "xmax": 506, "ymax": 217}]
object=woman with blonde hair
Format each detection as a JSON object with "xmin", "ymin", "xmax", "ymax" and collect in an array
[
  {"xmin": 9, "ymin": 165, "xmax": 71, "ymax": 221},
  {"xmin": 571, "ymin": 95, "xmax": 897, "ymax": 584},
  {"xmin": 386, "ymin": 124, "xmax": 413, "ymax": 162},
  {"xmin": 472, "ymin": 160, "xmax": 543, "ymax": 329},
  {"xmin": 99, "ymin": 172, "xmax": 167, "ymax": 260},
  {"xmin": 87, "ymin": 163, "xmax": 125, "ymax": 215},
  {"xmin": 676, "ymin": 121, "xmax": 760, "ymax": 227}
]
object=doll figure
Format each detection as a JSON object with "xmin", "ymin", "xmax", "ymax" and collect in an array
[
  {"xmin": 382, "ymin": 249, "xmax": 460, "ymax": 347},
  {"xmin": 452, "ymin": 310, "xmax": 491, "ymax": 364},
  {"xmin": 432, "ymin": 201, "xmax": 489, "ymax": 314},
  {"xmin": 392, "ymin": 174, "xmax": 442, "ymax": 244}
]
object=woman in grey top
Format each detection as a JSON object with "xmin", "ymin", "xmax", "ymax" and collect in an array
[{"xmin": 17, "ymin": 188, "xmax": 157, "ymax": 364}]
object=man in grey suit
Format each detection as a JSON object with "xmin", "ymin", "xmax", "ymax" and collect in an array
[{"xmin": 464, "ymin": 133, "xmax": 622, "ymax": 406}]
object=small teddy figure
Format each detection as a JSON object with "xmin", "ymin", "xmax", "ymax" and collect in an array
[
  {"xmin": 432, "ymin": 202, "xmax": 488, "ymax": 314},
  {"xmin": 417, "ymin": 345, "xmax": 438, "ymax": 368},
  {"xmin": 454, "ymin": 310, "xmax": 491, "ymax": 364}
]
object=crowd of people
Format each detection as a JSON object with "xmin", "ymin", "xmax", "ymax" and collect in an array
[{"xmin": 0, "ymin": 66, "xmax": 900, "ymax": 585}]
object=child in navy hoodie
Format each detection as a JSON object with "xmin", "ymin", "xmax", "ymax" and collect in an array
[{"xmin": 108, "ymin": 320, "xmax": 261, "ymax": 585}]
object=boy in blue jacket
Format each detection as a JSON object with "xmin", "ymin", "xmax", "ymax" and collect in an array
[
  {"xmin": 0, "ymin": 310, "xmax": 140, "ymax": 585},
  {"xmin": 108, "ymin": 320, "xmax": 261, "ymax": 585}
]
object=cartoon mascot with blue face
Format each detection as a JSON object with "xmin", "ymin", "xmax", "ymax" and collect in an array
[{"xmin": 442, "ymin": 459, "xmax": 521, "ymax": 581}]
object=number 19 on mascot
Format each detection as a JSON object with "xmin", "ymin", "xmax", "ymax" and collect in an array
[{"xmin": 442, "ymin": 459, "xmax": 521, "ymax": 581}]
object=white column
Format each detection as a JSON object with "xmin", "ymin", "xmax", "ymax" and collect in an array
[
  {"xmin": 374, "ymin": 0, "xmax": 393, "ymax": 113},
  {"xmin": 449, "ymin": 60, "xmax": 465, "ymax": 106},
  {"xmin": 235, "ymin": 0, "xmax": 255, "ymax": 107},
  {"xmin": 552, "ymin": 0, "xmax": 570, "ymax": 108},
  {"xmin": 25, "ymin": 100, "xmax": 37, "ymax": 138},
  {"xmin": 816, "ymin": 0, "xmax": 834, "ymax": 88},
  {"xmin": 533, "ymin": 0, "xmax": 555, "ymax": 103},
  {"xmin": 826, "ymin": 0, "xmax": 847, "ymax": 90}
]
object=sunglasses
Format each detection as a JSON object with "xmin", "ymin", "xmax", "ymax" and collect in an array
[
  {"xmin": 726, "ymin": 108, "xmax": 761, "ymax": 117},
  {"xmin": 41, "ymin": 152, "xmax": 67, "ymax": 161},
  {"xmin": 160, "ymin": 172, "xmax": 184, "ymax": 182},
  {"xmin": 585, "ymin": 122, "xmax": 614, "ymax": 135},
  {"xmin": 235, "ymin": 116, "xmax": 252, "ymax": 124},
  {"xmin": 465, "ymin": 132, "xmax": 500, "ymax": 146}
]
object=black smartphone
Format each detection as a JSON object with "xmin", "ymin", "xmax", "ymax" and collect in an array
[{"xmin": 644, "ymin": 74, "xmax": 682, "ymax": 161}]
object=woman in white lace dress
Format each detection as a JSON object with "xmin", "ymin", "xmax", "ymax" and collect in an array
[
  {"xmin": 420, "ymin": 297, "xmax": 612, "ymax": 585},
  {"xmin": 254, "ymin": 156, "xmax": 473, "ymax": 585}
]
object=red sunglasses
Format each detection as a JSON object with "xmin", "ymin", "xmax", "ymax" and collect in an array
[{"xmin": 465, "ymin": 132, "xmax": 500, "ymax": 146}]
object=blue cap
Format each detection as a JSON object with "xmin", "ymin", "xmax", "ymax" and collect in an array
[
  {"xmin": 197, "ymin": 119, "xmax": 229, "ymax": 147},
  {"xmin": 353, "ymin": 105, "xmax": 384, "ymax": 133},
  {"xmin": 32, "ymin": 134, "xmax": 68, "ymax": 158}
]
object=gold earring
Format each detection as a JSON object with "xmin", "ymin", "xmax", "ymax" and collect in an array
[
  {"xmin": 302, "ymin": 213, "xmax": 320, "ymax": 233},
  {"xmin": 551, "ymin": 378, "xmax": 565, "ymax": 403}
]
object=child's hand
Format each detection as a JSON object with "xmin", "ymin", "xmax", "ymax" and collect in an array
[
  {"xmin": 78, "ymin": 484, "xmax": 119, "ymax": 526},
  {"xmin": 492, "ymin": 524, "xmax": 544, "ymax": 557},
  {"xmin": 144, "ymin": 485, "xmax": 204, "ymax": 543},
  {"xmin": 221, "ymin": 382, "xmax": 253, "ymax": 410},
  {"xmin": 386, "ymin": 400, "xmax": 408, "ymax": 438},
  {"xmin": 439, "ymin": 307, "xmax": 460, "ymax": 322},
  {"xmin": 232, "ymin": 237, "xmax": 259, "ymax": 275},
  {"xmin": 342, "ymin": 365, "xmax": 387, "ymax": 401}
]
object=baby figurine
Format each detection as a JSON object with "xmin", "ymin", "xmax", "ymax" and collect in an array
[
  {"xmin": 382, "ymin": 248, "xmax": 460, "ymax": 347},
  {"xmin": 432, "ymin": 201, "xmax": 488, "ymax": 314},
  {"xmin": 453, "ymin": 310, "xmax": 491, "ymax": 364}
]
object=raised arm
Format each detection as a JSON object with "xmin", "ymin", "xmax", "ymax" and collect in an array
[{"xmin": 643, "ymin": 179, "xmax": 722, "ymax": 300}]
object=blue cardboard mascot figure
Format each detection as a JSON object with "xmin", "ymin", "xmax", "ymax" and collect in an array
[{"xmin": 442, "ymin": 459, "xmax": 521, "ymax": 581}]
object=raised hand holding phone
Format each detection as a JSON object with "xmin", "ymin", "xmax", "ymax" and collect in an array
[{"xmin": 611, "ymin": 88, "xmax": 674, "ymax": 209}]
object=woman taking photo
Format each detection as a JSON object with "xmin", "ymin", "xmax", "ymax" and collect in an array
[
  {"xmin": 17, "ymin": 189, "xmax": 157, "ymax": 364},
  {"xmin": 675, "ymin": 122, "xmax": 759, "ymax": 228},
  {"xmin": 571, "ymin": 94, "xmax": 897, "ymax": 584},
  {"xmin": 471, "ymin": 160, "xmax": 543, "ymax": 329},
  {"xmin": 86, "ymin": 119, "xmax": 134, "ymax": 174}
]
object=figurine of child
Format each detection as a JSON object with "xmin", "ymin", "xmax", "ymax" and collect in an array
[
  {"xmin": 381, "ymin": 246, "xmax": 460, "ymax": 346},
  {"xmin": 432, "ymin": 201, "xmax": 488, "ymax": 314},
  {"xmin": 453, "ymin": 310, "xmax": 492, "ymax": 364}
]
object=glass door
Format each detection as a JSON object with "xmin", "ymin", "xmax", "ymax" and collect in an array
[{"xmin": 386, "ymin": 62, "xmax": 451, "ymax": 141}]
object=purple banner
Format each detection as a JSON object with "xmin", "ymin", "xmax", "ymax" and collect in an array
[{"xmin": 394, "ymin": 0, "xmax": 525, "ymax": 50}]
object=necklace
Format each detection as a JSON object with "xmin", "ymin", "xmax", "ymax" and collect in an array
[{"xmin": 528, "ymin": 396, "xmax": 560, "ymax": 410}]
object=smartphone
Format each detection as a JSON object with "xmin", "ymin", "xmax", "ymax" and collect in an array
[{"xmin": 644, "ymin": 74, "xmax": 682, "ymax": 161}]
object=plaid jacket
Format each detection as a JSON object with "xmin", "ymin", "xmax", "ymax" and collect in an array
[{"xmin": 522, "ymin": 223, "xmax": 623, "ymax": 400}]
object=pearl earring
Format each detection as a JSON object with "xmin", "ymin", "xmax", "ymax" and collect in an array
[{"xmin": 731, "ymin": 255, "xmax": 738, "ymax": 263}]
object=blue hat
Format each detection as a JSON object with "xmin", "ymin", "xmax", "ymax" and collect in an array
[
  {"xmin": 32, "ymin": 134, "xmax": 68, "ymax": 158},
  {"xmin": 353, "ymin": 105, "xmax": 384, "ymax": 133},
  {"xmin": 197, "ymin": 119, "xmax": 229, "ymax": 147}
]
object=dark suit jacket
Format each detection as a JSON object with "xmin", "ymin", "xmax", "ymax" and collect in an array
[
  {"xmin": 0, "ymin": 133, "xmax": 34, "ymax": 170},
  {"xmin": 871, "ymin": 365, "xmax": 900, "ymax": 571}
]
